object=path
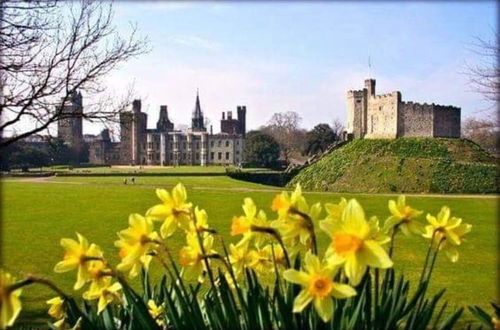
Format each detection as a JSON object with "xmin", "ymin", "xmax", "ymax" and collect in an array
[{"xmin": 3, "ymin": 176, "xmax": 497, "ymax": 199}]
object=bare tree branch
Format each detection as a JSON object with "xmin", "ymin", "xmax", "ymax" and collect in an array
[{"xmin": 0, "ymin": 0, "xmax": 150, "ymax": 148}]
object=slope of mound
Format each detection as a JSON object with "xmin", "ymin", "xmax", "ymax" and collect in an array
[{"xmin": 288, "ymin": 138, "xmax": 498, "ymax": 193}]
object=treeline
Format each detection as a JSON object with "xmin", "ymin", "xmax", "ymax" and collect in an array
[
  {"xmin": 243, "ymin": 111, "xmax": 344, "ymax": 168},
  {"xmin": 1, "ymin": 138, "xmax": 88, "ymax": 171}
]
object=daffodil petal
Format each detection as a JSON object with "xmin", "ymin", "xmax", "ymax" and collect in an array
[
  {"xmin": 292, "ymin": 290, "xmax": 313, "ymax": 313},
  {"xmin": 314, "ymin": 296, "xmax": 334, "ymax": 322},
  {"xmin": 331, "ymin": 283, "xmax": 357, "ymax": 299},
  {"xmin": 283, "ymin": 269, "xmax": 310, "ymax": 286},
  {"xmin": 359, "ymin": 240, "xmax": 393, "ymax": 269}
]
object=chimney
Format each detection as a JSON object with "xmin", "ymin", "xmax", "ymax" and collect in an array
[
  {"xmin": 210, "ymin": 125, "xmax": 213, "ymax": 135},
  {"xmin": 222, "ymin": 112, "xmax": 225, "ymax": 120},
  {"xmin": 228, "ymin": 111, "xmax": 232, "ymax": 120}
]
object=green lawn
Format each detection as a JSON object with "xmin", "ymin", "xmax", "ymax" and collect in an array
[{"xmin": 1, "ymin": 176, "xmax": 498, "ymax": 326}]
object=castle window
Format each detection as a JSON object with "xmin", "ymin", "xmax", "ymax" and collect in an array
[
  {"xmin": 236, "ymin": 150, "xmax": 240, "ymax": 155},
  {"xmin": 218, "ymin": 152, "xmax": 222, "ymax": 160},
  {"xmin": 183, "ymin": 143, "xmax": 187, "ymax": 149},
  {"xmin": 226, "ymin": 152, "xmax": 230, "ymax": 160},
  {"xmin": 356, "ymin": 100, "xmax": 361, "ymax": 103},
  {"xmin": 148, "ymin": 154, "xmax": 152, "ymax": 161},
  {"xmin": 156, "ymin": 143, "xmax": 160, "ymax": 149},
  {"xmin": 210, "ymin": 152, "xmax": 214, "ymax": 160},
  {"xmin": 236, "ymin": 140, "xmax": 239, "ymax": 145},
  {"xmin": 226, "ymin": 140, "xmax": 230, "ymax": 147},
  {"xmin": 170, "ymin": 143, "xmax": 173, "ymax": 149},
  {"xmin": 379, "ymin": 106, "xmax": 383, "ymax": 111},
  {"xmin": 218, "ymin": 140, "xmax": 221, "ymax": 147}
]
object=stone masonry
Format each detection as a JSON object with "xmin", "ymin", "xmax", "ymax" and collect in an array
[{"xmin": 347, "ymin": 79, "xmax": 461, "ymax": 139}]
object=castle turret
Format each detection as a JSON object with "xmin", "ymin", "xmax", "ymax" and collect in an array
[
  {"xmin": 57, "ymin": 90, "xmax": 83, "ymax": 157},
  {"xmin": 237, "ymin": 105, "xmax": 246, "ymax": 137},
  {"xmin": 365, "ymin": 79, "xmax": 376, "ymax": 97},
  {"xmin": 157, "ymin": 105, "xmax": 174, "ymax": 132}
]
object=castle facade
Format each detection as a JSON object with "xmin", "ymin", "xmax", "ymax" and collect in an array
[
  {"xmin": 347, "ymin": 79, "xmax": 461, "ymax": 139},
  {"xmin": 62, "ymin": 91, "xmax": 247, "ymax": 166}
]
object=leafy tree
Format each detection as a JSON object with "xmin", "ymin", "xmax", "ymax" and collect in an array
[
  {"xmin": 305, "ymin": 124, "xmax": 337, "ymax": 155},
  {"xmin": 243, "ymin": 130, "xmax": 280, "ymax": 168}
]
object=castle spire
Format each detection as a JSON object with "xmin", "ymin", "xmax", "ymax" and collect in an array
[{"xmin": 191, "ymin": 89, "xmax": 206, "ymax": 132}]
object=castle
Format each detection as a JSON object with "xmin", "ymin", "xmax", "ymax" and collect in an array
[
  {"xmin": 347, "ymin": 79, "xmax": 461, "ymax": 139},
  {"xmin": 58, "ymin": 91, "xmax": 246, "ymax": 166}
]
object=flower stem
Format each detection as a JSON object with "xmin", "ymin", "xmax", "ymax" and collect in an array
[
  {"xmin": 251, "ymin": 225, "xmax": 291, "ymax": 268},
  {"xmin": 9, "ymin": 275, "xmax": 68, "ymax": 299},
  {"xmin": 290, "ymin": 208, "xmax": 318, "ymax": 255}
]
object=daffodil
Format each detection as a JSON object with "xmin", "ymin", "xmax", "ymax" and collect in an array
[
  {"xmin": 179, "ymin": 232, "xmax": 216, "ymax": 281},
  {"xmin": 146, "ymin": 183, "xmax": 193, "ymax": 238},
  {"xmin": 187, "ymin": 206, "xmax": 210, "ymax": 233},
  {"xmin": 83, "ymin": 277, "xmax": 122, "ymax": 314},
  {"xmin": 323, "ymin": 199, "xmax": 393, "ymax": 286},
  {"xmin": 423, "ymin": 207, "xmax": 472, "ymax": 262},
  {"xmin": 283, "ymin": 252, "xmax": 356, "ymax": 322},
  {"xmin": 272, "ymin": 200, "xmax": 321, "ymax": 251},
  {"xmin": 147, "ymin": 300, "xmax": 165, "ymax": 326},
  {"xmin": 47, "ymin": 296, "xmax": 66, "ymax": 328},
  {"xmin": 115, "ymin": 214, "xmax": 160, "ymax": 278},
  {"xmin": 231, "ymin": 198, "xmax": 270, "ymax": 247},
  {"xmin": 319, "ymin": 198, "xmax": 347, "ymax": 239},
  {"xmin": 262, "ymin": 243, "xmax": 287, "ymax": 269},
  {"xmin": 384, "ymin": 195, "xmax": 423, "ymax": 236},
  {"xmin": 0, "ymin": 269, "xmax": 22, "ymax": 329},
  {"xmin": 228, "ymin": 241, "xmax": 255, "ymax": 278},
  {"xmin": 54, "ymin": 233, "xmax": 104, "ymax": 290}
]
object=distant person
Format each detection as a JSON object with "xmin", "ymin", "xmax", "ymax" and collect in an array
[
  {"xmin": 131, "ymin": 177, "xmax": 135, "ymax": 184},
  {"xmin": 123, "ymin": 178, "xmax": 128, "ymax": 185}
]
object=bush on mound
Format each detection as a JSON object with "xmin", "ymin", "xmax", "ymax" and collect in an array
[{"xmin": 288, "ymin": 138, "xmax": 498, "ymax": 194}]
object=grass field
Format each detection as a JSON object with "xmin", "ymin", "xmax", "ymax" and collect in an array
[{"xmin": 1, "ymin": 175, "xmax": 498, "ymax": 325}]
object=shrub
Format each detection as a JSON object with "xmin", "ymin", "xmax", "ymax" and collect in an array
[{"xmin": 0, "ymin": 184, "xmax": 495, "ymax": 329}]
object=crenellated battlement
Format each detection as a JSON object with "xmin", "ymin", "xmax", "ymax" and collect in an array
[{"xmin": 346, "ymin": 78, "xmax": 461, "ymax": 139}]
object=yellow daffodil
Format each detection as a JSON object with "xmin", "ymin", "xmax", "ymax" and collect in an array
[
  {"xmin": 0, "ymin": 269, "xmax": 22, "ymax": 329},
  {"xmin": 46, "ymin": 296, "xmax": 64, "ymax": 319},
  {"xmin": 115, "ymin": 214, "xmax": 159, "ymax": 278},
  {"xmin": 146, "ymin": 183, "xmax": 193, "ymax": 238},
  {"xmin": 228, "ymin": 241, "xmax": 255, "ymax": 278},
  {"xmin": 283, "ymin": 252, "xmax": 356, "ymax": 322},
  {"xmin": 54, "ymin": 233, "xmax": 103, "ymax": 290},
  {"xmin": 319, "ymin": 198, "xmax": 347, "ymax": 239},
  {"xmin": 179, "ymin": 232, "xmax": 216, "ymax": 281},
  {"xmin": 262, "ymin": 243, "xmax": 287, "ymax": 269},
  {"xmin": 83, "ymin": 277, "xmax": 122, "ymax": 314},
  {"xmin": 147, "ymin": 300, "xmax": 165, "ymax": 326},
  {"xmin": 384, "ymin": 195, "xmax": 423, "ymax": 236},
  {"xmin": 272, "ymin": 201, "xmax": 321, "ymax": 251},
  {"xmin": 231, "ymin": 198, "xmax": 270, "ymax": 247},
  {"xmin": 187, "ymin": 206, "xmax": 210, "ymax": 233},
  {"xmin": 323, "ymin": 199, "xmax": 393, "ymax": 286},
  {"xmin": 423, "ymin": 207, "xmax": 472, "ymax": 262},
  {"xmin": 248, "ymin": 247, "xmax": 273, "ymax": 276},
  {"xmin": 47, "ymin": 296, "xmax": 66, "ymax": 328}
]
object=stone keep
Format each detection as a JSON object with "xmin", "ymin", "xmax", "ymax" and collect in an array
[{"xmin": 347, "ymin": 79, "xmax": 461, "ymax": 139}]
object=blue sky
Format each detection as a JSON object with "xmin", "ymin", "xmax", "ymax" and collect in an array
[{"xmin": 96, "ymin": 1, "xmax": 497, "ymax": 134}]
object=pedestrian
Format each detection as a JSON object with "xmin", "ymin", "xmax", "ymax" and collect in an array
[
  {"xmin": 123, "ymin": 178, "xmax": 128, "ymax": 185},
  {"xmin": 131, "ymin": 177, "xmax": 135, "ymax": 184}
]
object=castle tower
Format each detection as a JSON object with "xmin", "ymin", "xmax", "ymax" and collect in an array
[
  {"xmin": 191, "ymin": 90, "xmax": 206, "ymax": 132},
  {"xmin": 157, "ymin": 105, "xmax": 174, "ymax": 132},
  {"xmin": 120, "ymin": 99, "xmax": 147, "ymax": 165},
  {"xmin": 237, "ymin": 106, "xmax": 247, "ymax": 137},
  {"xmin": 365, "ymin": 79, "xmax": 376, "ymax": 97},
  {"xmin": 57, "ymin": 90, "xmax": 83, "ymax": 156}
]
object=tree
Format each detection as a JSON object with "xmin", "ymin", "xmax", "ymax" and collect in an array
[
  {"xmin": 462, "ymin": 117, "xmax": 499, "ymax": 154},
  {"xmin": 262, "ymin": 111, "xmax": 304, "ymax": 162},
  {"xmin": 0, "ymin": 0, "xmax": 149, "ymax": 148},
  {"xmin": 465, "ymin": 34, "xmax": 499, "ymax": 104},
  {"xmin": 331, "ymin": 118, "xmax": 345, "ymax": 139},
  {"xmin": 243, "ymin": 130, "xmax": 280, "ymax": 168},
  {"xmin": 305, "ymin": 124, "xmax": 337, "ymax": 156}
]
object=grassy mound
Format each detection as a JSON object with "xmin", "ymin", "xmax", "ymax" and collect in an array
[{"xmin": 288, "ymin": 138, "xmax": 498, "ymax": 193}]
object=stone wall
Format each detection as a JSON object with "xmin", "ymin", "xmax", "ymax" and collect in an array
[
  {"xmin": 433, "ymin": 105, "xmax": 461, "ymax": 138},
  {"xmin": 399, "ymin": 102, "xmax": 434, "ymax": 137},
  {"xmin": 365, "ymin": 92, "xmax": 400, "ymax": 139},
  {"xmin": 346, "ymin": 90, "xmax": 366, "ymax": 138}
]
